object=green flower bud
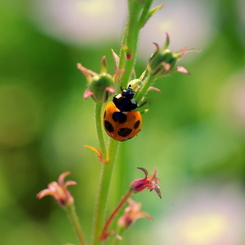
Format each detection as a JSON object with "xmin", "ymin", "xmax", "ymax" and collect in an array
[
  {"xmin": 77, "ymin": 56, "xmax": 115, "ymax": 103},
  {"xmin": 87, "ymin": 73, "xmax": 115, "ymax": 103},
  {"xmin": 148, "ymin": 33, "xmax": 190, "ymax": 78},
  {"xmin": 149, "ymin": 48, "xmax": 178, "ymax": 76}
]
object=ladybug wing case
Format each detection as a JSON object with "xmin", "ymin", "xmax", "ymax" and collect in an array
[{"xmin": 104, "ymin": 102, "xmax": 142, "ymax": 141}]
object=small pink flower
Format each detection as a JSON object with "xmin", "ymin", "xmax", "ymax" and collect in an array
[
  {"xmin": 36, "ymin": 172, "xmax": 77, "ymax": 207},
  {"xmin": 118, "ymin": 198, "xmax": 152, "ymax": 229},
  {"xmin": 130, "ymin": 167, "xmax": 162, "ymax": 198}
]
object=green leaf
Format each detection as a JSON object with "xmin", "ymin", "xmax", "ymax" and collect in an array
[{"xmin": 139, "ymin": 4, "xmax": 164, "ymax": 28}]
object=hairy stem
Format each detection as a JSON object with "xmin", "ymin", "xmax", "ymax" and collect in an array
[
  {"xmin": 95, "ymin": 102, "xmax": 107, "ymax": 162},
  {"xmin": 66, "ymin": 204, "xmax": 87, "ymax": 245},
  {"xmin": 120, "ymin": 1, "xmax": 142, "ymax": 88},
  {"xmin": 92, "ymin": 138, "xmax": 120, "ymax": 245},
  {"xmin": 135, "ymin": 74, "xmax": 155, "ymax": 102}
]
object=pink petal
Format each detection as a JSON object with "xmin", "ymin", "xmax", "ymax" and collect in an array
[
  {"xmin": 58, "ymin": 171, "xmax": 71, "ymax": 185},
  {"xmin": 154, "ymin": 186, "xmax": 162, "ymax": 199},
  {"xmin": 148, "ymin": 86, "xmax": 161, "ymax": 93},
  {"xmin": 111, "ymin": 49, "xmax": 120, "ymax": 70},
  {"xmin": 47, "ymin": 182, "xmax": 59, "ymax": 191},
  {"xmin": 113, "ymin": 69, "xmax": 125, "ymax": 82},
  {"xmin": 137, "ymin": 167, "xmax": 148, "ymax": 178},
  {"xmin": 134, "ymin": 211, "xmax": 153, "ymax": 221},
  {"xmin": 36, "ymin": 189, "xmax": 56, "ymax": 199},
  {"xmin": 161, "ymin": 62, "xmax": 171, "ymax": 71},
  {"xmin": 105, "ymin": 86, "xmax": 115, "ymax": 94},
  {"xmin": 177, "ymin": 66, "xmax": 190, "ymax": 74},
  {"xmin": 77, "ymin": 63, "xmax": 97, "ymax": 77},
  {"xmin": 64, "ymin": 180, "xmax": 77, "ymax": 188},
  {"xmin": 83, "ymin": 89, "xmax": 94, "ymax": 99}
]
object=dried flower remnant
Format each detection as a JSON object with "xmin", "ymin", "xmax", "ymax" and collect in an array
[
  {"xmin": 130, "ymin": 167, "xmax": 162, "ymax": 198},
  {"xmin": 118, "ymin": 198, "xmax": 152, "ymax": 229},
  {"xmin": 36, "ymin": 172, "xmax": 77, "ymax": 207}
]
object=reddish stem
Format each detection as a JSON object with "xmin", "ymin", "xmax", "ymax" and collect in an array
[{"xmin": 100, "ymin": 189, "xmax": 133, "ymax": 241}]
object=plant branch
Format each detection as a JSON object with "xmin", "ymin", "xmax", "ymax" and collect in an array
[
  {"xmin": 100, "ymin": 189, "xmax": 133, "ymax": 241},
  {"xmin": 66, "ymin": 205, "xmax": 87, "ymax": 245}
]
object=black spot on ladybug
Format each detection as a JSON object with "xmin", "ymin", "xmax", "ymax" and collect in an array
[
  {"xmin": 118, "ymin": 128, "xmax": 132, "ymax": 137},
  {"xmin": 112, "ymin": 112, "xmax": 127, "ymax": 123},
  {"xmin": 121, "ymin": 137, "xmax": 132, "ymax": 141},
  {"xmin": 134, "ymin": 120, "xmax": 140, "ymax": 129},
  {"xmin": 104, "ymin": 120, "xmax": 114, "ymax": 133}
]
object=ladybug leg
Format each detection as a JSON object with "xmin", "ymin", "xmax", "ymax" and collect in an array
[{"xmin": 138, "ymin": 99, "xmax": 147, "ymax": 108}]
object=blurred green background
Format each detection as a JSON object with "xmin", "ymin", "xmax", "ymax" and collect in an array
[{"xmin": 1, "ymin": 0, "xmax": 245, "ymax": 244}]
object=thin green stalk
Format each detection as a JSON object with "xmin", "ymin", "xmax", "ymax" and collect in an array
[
  {"xmin": 95, "ymin": 102, "xmax": 107, "ymax": 161},
  {"xmin": 120, "ymin": 1, "xmax": 143, "ymax": 88},
  {"xmin": 118, "ymin": 24, "xmax": 128, "ymax": 72},
  {"xmin": 92, "ymin": 138, "xmax": 120, "ymax": 245},
  {"xmin": 92, "ymin": 2, "xmax": 156, "ymax": 244},
  {"xmin": 66, "ymin": 204, "xmax": 87, "ymax": 245},
  {"xmin": 135, "ymin": 74, "xmax": 155, "ymax": 102}
]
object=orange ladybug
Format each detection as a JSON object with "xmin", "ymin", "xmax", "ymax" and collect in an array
[{"xmin": 103, "ymin": 86, "xmax": 142, "ymax": 141}]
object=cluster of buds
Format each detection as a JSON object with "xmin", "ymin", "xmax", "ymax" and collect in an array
[{"xmin": 77, "ymin": 33, "xmax": 190, "ymax": 105}]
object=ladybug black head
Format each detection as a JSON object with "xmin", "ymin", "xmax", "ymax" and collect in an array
[
  {"xmin": 121, "ymin": 86, "xmax": 135, "ymax": 99},
  {"xmin": 113, "ymin": 85, "xmax": 138, "ymax": 112}
]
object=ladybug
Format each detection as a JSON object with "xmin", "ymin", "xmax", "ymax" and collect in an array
[{"xmin": 103, "ymin": 86, "xmax": 142, "ymax": 141}]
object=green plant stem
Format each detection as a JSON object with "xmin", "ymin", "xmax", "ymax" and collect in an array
[
  {"xmin": 118, "ymin": 24, "xmax": 127, "ymax": 72},
  {"xmin": 95, "ymin": 102, "xmax": 107, "ymax": 161},
  {"xmin": 120, "ymin": 1, "xmax": 143, "ymax": 88},
  {"xmin": 92, "ymin": 138, "xmax": 120, "ymax": 245},
  {"xmin": 135, "ymin": 74, "xmax": 155, "ymax": 102},
  {"xmin": 100, "ymin": 189, "xmax": 133, "ymax": 241},
  {"xmin": 66, "ymin": 204, "xmax": 87, "ymax": 245},
  {"xmin": 138, "ymin": 0, "xmax": 153, "ymax": 27},
  {"xmin": 92, "ymin": 1, "xmax": 156, "ymax": 243}
]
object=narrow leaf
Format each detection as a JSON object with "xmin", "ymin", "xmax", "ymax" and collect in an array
[{"xmin": 140, "ymin": 4, "xmax": 164, "ymax": 28}]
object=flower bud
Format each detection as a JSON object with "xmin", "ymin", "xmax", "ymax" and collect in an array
[
  {"xmin": 148, "ymin": 33, "xmax": 190, "ymax": 78},
  {"xmin": 77, "ymin": 56, "xmax": 115, "ymax": 103},
  {"xmin": 87, "ymin": 73, "xmax": 115, "ymax": 103}
]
